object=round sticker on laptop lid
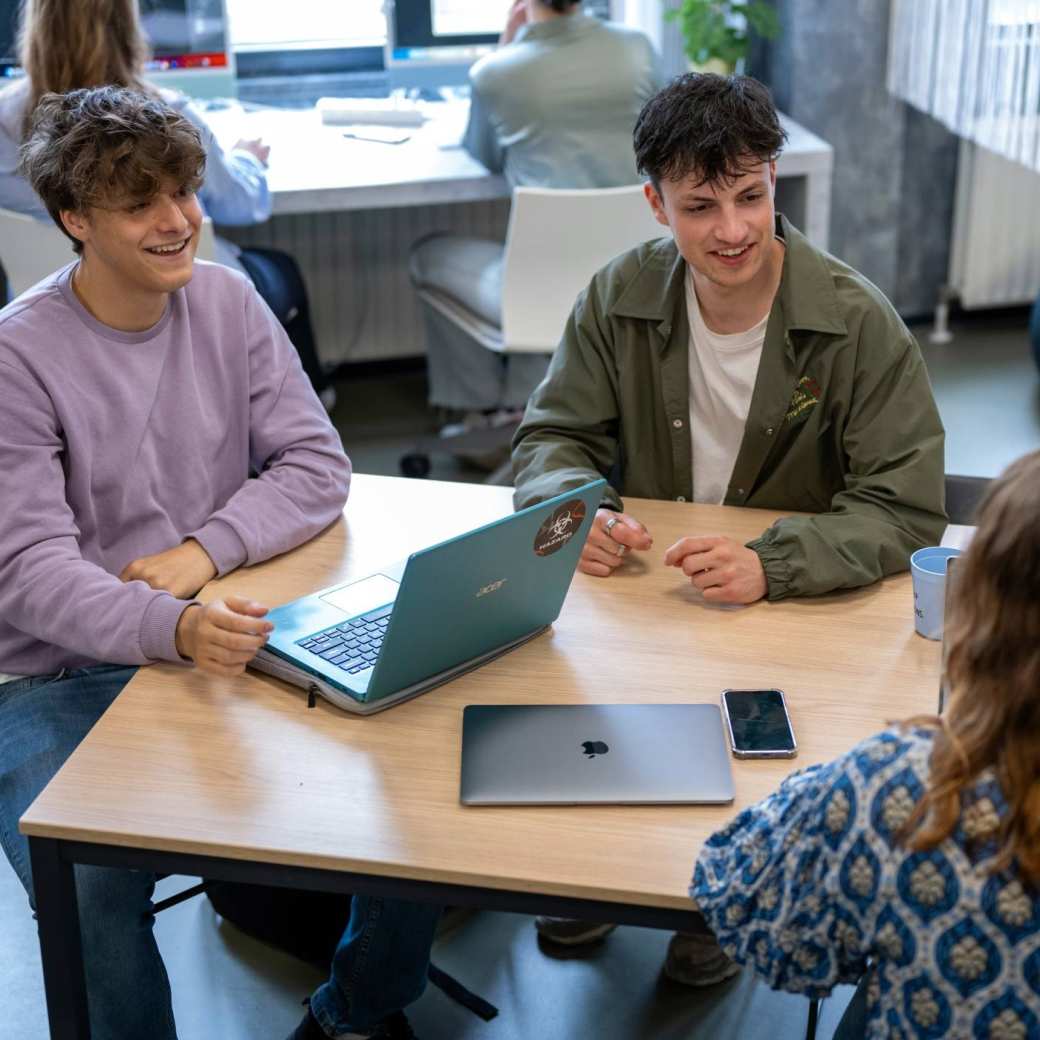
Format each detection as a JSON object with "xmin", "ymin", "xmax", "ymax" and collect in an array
[{"xmin": 533, "ymin": 499, "xmax": 587, "ymax": 557}]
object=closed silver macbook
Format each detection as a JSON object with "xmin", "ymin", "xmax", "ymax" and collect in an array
[{"xmin": 460, "ymin": 704, "xmax": 736, "ymax": 805}]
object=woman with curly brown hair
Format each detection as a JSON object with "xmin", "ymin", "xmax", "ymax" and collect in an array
[{"xmin": 692, "ymin": 450, "xmax": 1040, "ymax": 1038}]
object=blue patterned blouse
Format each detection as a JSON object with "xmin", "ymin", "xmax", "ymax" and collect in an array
[{"xmin": 691, "ymin": 728, "xmax": 1040, "ymax": 1039}]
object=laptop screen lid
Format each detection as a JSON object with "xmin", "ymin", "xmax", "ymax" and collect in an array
[
  {"xmin": 460, "ymin": 704, "xmax": 736, "ymax": 805},
  {"xmin": 258, "ymin": 479, "xmax": 605, "ymax": 709},
  {"xmin": 364, "ymin": 479, "xmax": 605, "ymax": 702}
]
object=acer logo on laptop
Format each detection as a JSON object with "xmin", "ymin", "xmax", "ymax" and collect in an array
[{"xmin": 476, "ymin": 579, "xmax": 507, "ymax": 598}]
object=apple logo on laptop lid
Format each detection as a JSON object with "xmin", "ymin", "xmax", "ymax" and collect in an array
[{"xmin": 581, "ymin": 740, "xmax": 609, "ymax": 759}]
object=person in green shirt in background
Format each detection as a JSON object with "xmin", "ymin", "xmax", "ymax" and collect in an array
[{"xmin": 512, "ymin": 73, "xmax": 946, "ymax": 980}]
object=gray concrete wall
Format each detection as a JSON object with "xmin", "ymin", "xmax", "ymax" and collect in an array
[{"xmin": 751, "ymin": 0, "xmax": 958, "ymax": 318}]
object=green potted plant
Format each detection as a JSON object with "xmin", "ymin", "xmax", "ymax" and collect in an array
[{"xmin": 666, "ymin": 0, "xmax": 779, "ymax": 75}]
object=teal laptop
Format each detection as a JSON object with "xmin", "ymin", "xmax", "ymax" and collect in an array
[{"xmin": 251, "ymin": 480, "xmax": 605, "ymax": 715}]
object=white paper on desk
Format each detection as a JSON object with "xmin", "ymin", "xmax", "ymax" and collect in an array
[{"xmin": 941, "ymin": 524, "xmax": 976, "ymax": 550}]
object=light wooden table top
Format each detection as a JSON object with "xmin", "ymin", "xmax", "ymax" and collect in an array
[{"xmin": 21, "ymin": 475, "xmax": 939, "ymax": 912}]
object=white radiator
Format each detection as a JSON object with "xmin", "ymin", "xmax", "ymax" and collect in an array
[
  {"xmin": 222, "ymin": 198, "xmax": 510, "ymax": 366},
  {"xmin": 949, "ymin": 139, "xmax": 1040, "ymax": 309}
]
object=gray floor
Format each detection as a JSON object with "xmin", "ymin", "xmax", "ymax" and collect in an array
[
  {"xmin": 917, "ymin": 309, "xmax": 1040, "ymax": 477},
  {"xmin": 334, "ymin": 311, "xmax": 1040, "ymax": 484},
  {"xmin": 0, "ymin": 863, "xmax": 855, "ymax": 1040},
  {"xmin": 3, "ymin": 309, "xmax": 1037, "ymax": 1040}
]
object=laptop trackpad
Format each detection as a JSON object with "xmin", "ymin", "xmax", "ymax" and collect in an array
[{"xmin": 320, "ymin": 574, "xmax": 399, "ymax": 618}]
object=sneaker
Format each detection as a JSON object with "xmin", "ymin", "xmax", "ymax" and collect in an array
[
  {"xmin": 534, "ymin": 916, "xmax": 618, "ymax": 946},
  {"xmin": 663, "ymin": 930, "xmax": 741, "ymax": 987},
  {"xmin": 485, "ymin": 406, "xmax": 524, "ymax": 429},
  {"xmin": 438, "ymin": 410, "xmax": 489, "ymax": 439},
  {"xmin": 286, "ymin": 1007, "xmax": 417, "ymax": 1040}
]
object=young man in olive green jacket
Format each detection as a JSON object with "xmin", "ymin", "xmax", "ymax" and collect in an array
[
  {"xmin": 513, "ymin": 75, "xmax": 946, "ymax": 606},
  {"xmin": 512, "ymin": 74, "xmax": 946, "ymax": 978}
]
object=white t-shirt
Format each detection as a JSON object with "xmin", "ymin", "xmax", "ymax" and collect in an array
[{"xmin": 686, "ymin": 268, "xmax": 769, "ymax": 505}]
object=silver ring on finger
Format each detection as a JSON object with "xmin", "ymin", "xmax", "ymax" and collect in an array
[
  {"xmin": 604, "ymin": 515, "xmax": 620, "ymax": 539},
  {"xmin": 616, "ymin": 543, "xmax": 628, "ymax": 558}
]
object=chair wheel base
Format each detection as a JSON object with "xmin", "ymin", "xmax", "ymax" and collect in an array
[{"xmin": 400, "ymin": 452, "xmax": 432, "ymax": 478}]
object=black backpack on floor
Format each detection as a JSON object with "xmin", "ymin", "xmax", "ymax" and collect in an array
[{"xmin": 236, "ymin": 247, "xmax": 331, "ymax": 399}]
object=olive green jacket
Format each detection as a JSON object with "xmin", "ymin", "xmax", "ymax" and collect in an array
[{"xmin": 512, "ymin": 216, "xmax": 947, "ymax": 600}]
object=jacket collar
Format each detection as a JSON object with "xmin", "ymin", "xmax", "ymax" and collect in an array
[
  {"xmin": 608, "ymin": 213, "xmax": 847, "ymax": 337},
  {"xmin": 609, "ymin": 236, "xmax": 686, "ymax": 328},
  {"xmin": 773, "ymin": 215, "xmax": 847, "ymax": 336}
]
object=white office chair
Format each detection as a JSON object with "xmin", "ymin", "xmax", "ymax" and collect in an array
[
  {"xmin": 405, "ymin": 184, "xmax": 668, "ymax": 479},
  {"xmin": 416, "ymin": 183, "xmax": 668, "ymax": 355},
  {"xmin": 0, "ymin": 207, "xmax": 217, "ymax": 300}
]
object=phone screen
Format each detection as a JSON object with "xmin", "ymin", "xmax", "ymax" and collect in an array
[{"xmin": 723, "ymin": 689, "xmax": 796, "ymax": 753}]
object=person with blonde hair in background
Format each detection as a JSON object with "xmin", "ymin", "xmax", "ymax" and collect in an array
[
  {"xmin": 0, "ymin": 0, "xmax": 332, "ymax": 403},
  {"xmin": 693, "ymin": 450, "xmax": 1040, "ymax": 1038}
]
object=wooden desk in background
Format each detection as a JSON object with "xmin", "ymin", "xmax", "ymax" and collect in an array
[{"xmin": 21, "ymin": 475, "xmax": 937, "ymax": 1039}]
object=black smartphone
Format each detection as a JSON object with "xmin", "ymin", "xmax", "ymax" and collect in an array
[{"xmin": 721, "ymin": 688, "xmax": 797, "ymax": 759}]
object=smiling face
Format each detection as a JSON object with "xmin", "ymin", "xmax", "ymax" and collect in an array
[
  {"xmin": 62, "ymin": 178, "xmax": 203, "ymax": 300},
  {"xmin": 645, "ymin": 160, "xmax": 778, "ymax": 293}
]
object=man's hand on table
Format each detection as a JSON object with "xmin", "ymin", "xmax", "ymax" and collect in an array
[
  {"xmin": 664, "ymin": 536, "xmax": 768, "ymax": 605},
  {"xmin": 579, "ymin": 508, "xmax": 653, "ymax": 577},
  {"xmin": 175, "ymin": 596, "xmax": 273, "ymax": 676},
  {"xmin": 120, "ymin": 539, "xmax": 218, "ymax": 599}
]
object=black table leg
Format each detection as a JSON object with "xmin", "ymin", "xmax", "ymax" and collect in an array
[
  {"xmin": 805, "ymin": 996, "xmax": 821, "ymax": 1040},
  {"xmin": 29, "ymin": 837, "xmax": 90, "ymax": 1039}
]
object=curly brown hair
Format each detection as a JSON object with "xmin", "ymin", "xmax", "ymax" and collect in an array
[
  {"xmin": 18, "ymin": 87, "xmax": 206, "ymax": 255},
  {"xmin": 902, "ymin": 450, "xmax": 1040, "ymax": 884}
]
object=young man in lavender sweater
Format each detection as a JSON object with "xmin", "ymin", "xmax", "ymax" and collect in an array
[{"xmin": 0, "ymin": 88, "xmax": 437, "ymax": 1040}]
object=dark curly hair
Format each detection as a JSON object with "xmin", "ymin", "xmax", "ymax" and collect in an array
[
  {"xmin": 19, "ymin": 86, "xmax": 206, "ymax": 254},
  {"xmin": 633, "ymin": 73, "xmax": 786, "ymax": 188}
]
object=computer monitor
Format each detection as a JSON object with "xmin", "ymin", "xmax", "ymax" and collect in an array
[
  {"xmin": 0, "ymin": 0, "xmax": 235, "ymax": 99},
  {"xmin": 384, "ymin": 0, "xmax": 509, "ymax": 91},
  {"xmin": 141, "ymin": 0, "xmax": 236, "ymax": 99}
]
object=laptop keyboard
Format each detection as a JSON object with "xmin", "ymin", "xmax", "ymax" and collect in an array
[{"xmin": 294, "ymin": 604, "xmax": 393, "ymax": 675}]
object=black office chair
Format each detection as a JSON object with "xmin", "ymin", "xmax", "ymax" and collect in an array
[{"xmin": 944, "ymin": 473, "xmax": 991, "ymax": 525}]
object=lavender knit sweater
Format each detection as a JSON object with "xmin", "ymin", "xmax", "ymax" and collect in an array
[{"xmin": 0, "ymin": 261, "xmax": 350, "ymax": 676}]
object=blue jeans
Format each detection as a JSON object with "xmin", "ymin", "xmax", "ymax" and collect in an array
[
  {"xmin": 0, "ymin": 664, "xmax": 176, "ymax": 1040},
  {"xmin": 309, "ymin": 896, "xmax": 441, "ymax": 1036},
  {"xmin": 0, "ymin": 664, "xmax": 440, "ymax": 1039}
]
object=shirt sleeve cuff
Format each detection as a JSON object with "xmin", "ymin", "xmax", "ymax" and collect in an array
[
  {"xmin": 230, "ymin": 148, "xmax": 265, "ymax": 173},
  {"xmin": 746, "ymin": 535, "xmax": 795, "ymax": 602},
  {"xmin": 139, "ymin": 594, "xmax": 197, "ymax": 663},
  {"xmin": 187, "ymin": 518, "xmax": 248, "ymax": 576}
]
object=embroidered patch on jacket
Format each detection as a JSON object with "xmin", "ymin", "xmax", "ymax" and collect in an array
[{"xmin": 784, "ymin": 376, "xmax": 822, "ymax": 424}]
